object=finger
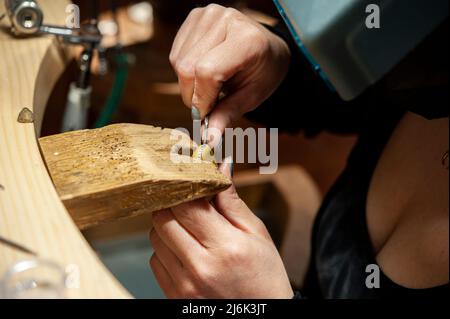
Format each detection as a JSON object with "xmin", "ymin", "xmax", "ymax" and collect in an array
[
  {"xmin": 214, "ymin": 161, "xmax": 268, "ymax": 236},
  {"xmin": 189, "ymin": 41, "xmax": 243, "ymax": 118},
  {"xmin": 152, "ymin": 209, "xmax": 206, "ymax": 268},
  {"xmin": 181, "ymin": 28, "xmax": 228, "ymax": 116},
  {"xmin": 176, "ymin": 4, "xmax": 225, "ymax": 64},
  {"xmin": 191, "ymin": 31, "xmax": 264, "ymax": 132},
  {"xmin": 171, "ymin": 199, "xmax": 233, "ymax": 247},
  {"xmin": 150, "ymin": 228, "xmax": 184, "ymax": 273},
  {"xmin": 170, "ymin": 9, "xmax": 204, "ymax": 107},
  {"xmin": 149, "ymin": 254, "xmax": 177, "ymax": 299},
  {"xmin": 169, "ymin": 8, "xmax": 202, "ymax": 64},
  {"xmin": 172, "ymin": 58, "xmax": 194, "ymax": 109},
  {"xmin": 174, "ymin": 7, "xmax": 225, "ymax": 107}
]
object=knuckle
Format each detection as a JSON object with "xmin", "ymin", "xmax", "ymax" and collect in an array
[
  {"xmin": 246, "ymin": 26, "xmax": 268, "ymax": 50},
  {"xmin": 149, "ymin": 254, "xmax": 158, "ymax": 269},
  {"xmin": 195, "ymin": 60, "xmax": 212, "ymax": 77},
  {"xmin": 188, "ymin": 7, "xmax": 202, "ymax": 19},
  {"xmin": 176, "ymin": 60, "xmax": 195, "ymax": 79},
  {"xmin": 255, "ymin": 36, "xmax": 270, "ymax": 53},
  {"xmin": 255, "ymin": 219, "xmax": 270, "ymax": 236},
  {"xmin": 224, "ymin": 241, "xmax": 247, "ymax": 263},
  {"xmin": 224, "ymin": 7, "xmax": 239, "ymax": 19},
  {"xmin": 192, "ymin": 263, "xmax": 215, "ymax": 284},
  {"xmin": 229, "ymin": 15, "xmax": 247, "ymax": 30},
  {"xmin": 183, "ymin": 257, "xmax": 199, "ymax": 274},
  {"xmin": 195, "ymin": 61, "xmax": 224, "ymax": 83},
  {"xmin": 205, "ymin": 3, "xmax": 224, "ymax": 14},
  {"xmin": 179, "ymin": 281, "xmax": 198, "ymax": 298},
  {"xmin": 255, "ymin": 218, "xmax": 267, "ymax": 231},
  {"xmin": 183, "ymin": 249, "xmax": 208, "ymax": 274},
  {"xmin": 169, "ymin": 52, "xmax": 177, "ymax": 68}
]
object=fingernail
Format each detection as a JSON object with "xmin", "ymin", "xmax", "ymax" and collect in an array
[{"xmin": 191, "ymin": 106, "xmax": 201, "ymax": 121}]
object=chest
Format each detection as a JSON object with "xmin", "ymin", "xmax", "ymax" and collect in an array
[{"xmin": 366, "ymin": 112, "xmax": 449, "ymax": 287}]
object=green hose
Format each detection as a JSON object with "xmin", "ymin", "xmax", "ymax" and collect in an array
[{"xmin": 94, "ymin": 53, "xmax": 130, "ymax": 128}]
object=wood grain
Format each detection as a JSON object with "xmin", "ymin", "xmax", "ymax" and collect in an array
[
  {"xmin": 39, "ymin": 124, "xmax": 231, "ymax": 229},
  {"xmin": 0, "ymin": 0, "xmax": 131, "ymax": 298}
]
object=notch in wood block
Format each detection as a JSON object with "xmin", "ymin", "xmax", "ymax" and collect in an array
[{"xmin": 39, "ymin": 124, "xmax": 231, "ymax": 230}]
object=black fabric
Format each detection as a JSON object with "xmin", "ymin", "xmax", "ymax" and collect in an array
[
  {"xmin": 248, "ymin": 20, "xmax": 449, "ymax": 299},
  {"xmin": 292, "ymin": 290, "xmax": 303, "ymax": 299}
]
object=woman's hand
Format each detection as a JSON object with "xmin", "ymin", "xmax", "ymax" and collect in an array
[
  {"xmin": 149, "ymin": 162, "xmax": 294, "ymax": 299},
  {"xmin": 170, "ymin": 4, "xmax": 291, "ymax": 135}
]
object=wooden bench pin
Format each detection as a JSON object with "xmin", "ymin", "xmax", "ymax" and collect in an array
[{"xmin": 39, "ymin": 123, "xmax": 231, "ymax": 230}]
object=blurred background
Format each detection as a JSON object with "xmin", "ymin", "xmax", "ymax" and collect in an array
[{"xmin": 40, "ymin": 0, "xmax": 357, "ymax": 298}]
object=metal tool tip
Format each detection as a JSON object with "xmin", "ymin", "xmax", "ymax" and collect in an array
[{"xmin": 191, "ymin": 106, "xmax": 201, "ymax": 121}]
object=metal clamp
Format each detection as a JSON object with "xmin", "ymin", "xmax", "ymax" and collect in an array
[{"xmin": 4, "ymin": 0, "xmax": 102, "ymax": 45}]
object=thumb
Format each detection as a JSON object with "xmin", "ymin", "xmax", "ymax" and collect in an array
[{"xmin": 215, "ymin": 159, "xmax": 266, "ymax": 234}]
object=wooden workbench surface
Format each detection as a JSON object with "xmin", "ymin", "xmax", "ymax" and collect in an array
[{"xmin": 0, "ymin": 0, "xmax": 130, "ymax": 298}]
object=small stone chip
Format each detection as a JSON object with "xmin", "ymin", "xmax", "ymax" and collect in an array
[{"xmin": 17, "ymin": 108, "xmax": 34, "ymax": 123}]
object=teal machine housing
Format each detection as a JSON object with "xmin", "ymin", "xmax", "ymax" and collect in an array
[{"xmin": 273, "ymin": 0, "xmax": 449, "ymax": 100}]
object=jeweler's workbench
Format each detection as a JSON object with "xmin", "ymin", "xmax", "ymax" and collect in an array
[
  {"xmin": 0, "ymin": 0, "xmax": 132, "ymax": 298},
  {"xmin": 0, "ymin": 0, "xmax": 233, "ymax": 298}
]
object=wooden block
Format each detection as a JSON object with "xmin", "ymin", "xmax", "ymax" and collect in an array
[{"xmin": 39, "ymin": 123, "xmax": 231, "ymax": 230}]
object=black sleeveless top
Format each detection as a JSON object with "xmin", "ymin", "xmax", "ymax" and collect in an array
[{"xmin": 249, "ymin": 19, "xmax": 449, "ymax": 299}]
